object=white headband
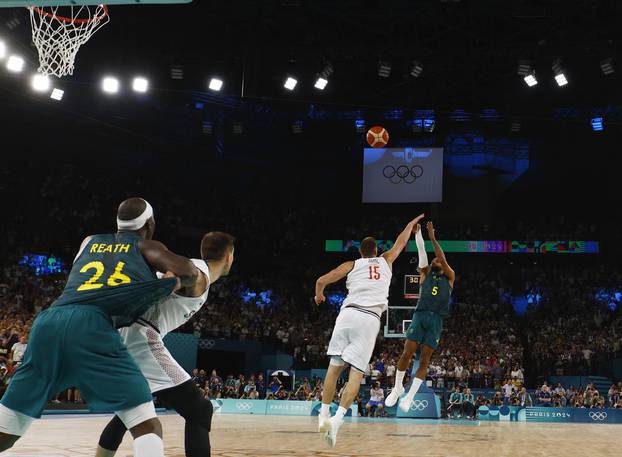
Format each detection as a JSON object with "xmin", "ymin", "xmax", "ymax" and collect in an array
[{"xmin": 117, "ymin": 200, "xmax": 154, "ymax": 231}]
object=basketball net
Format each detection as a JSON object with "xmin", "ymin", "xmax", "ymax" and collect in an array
[{"xmin": 29, "ymin": 5, "xmax": 110, "ymax": 78}]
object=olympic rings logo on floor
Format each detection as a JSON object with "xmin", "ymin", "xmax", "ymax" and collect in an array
[
  {"xmin": 410, "ymin": 400, "xmax": 429, "ymax": 411},
  {"xmin": 589, "ymin": 411, "xmax": 608, "ymax": 421},
  {"xmin": 236, "ymin": 402, "xmax": 253, "ymax": 411},
  {"xmin": 382, "ymin": 165, "xmax": 424, "ymax": 184}
]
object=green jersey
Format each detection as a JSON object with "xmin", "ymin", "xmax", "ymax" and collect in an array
[
  {"xmin": 52, "ymin": 232, "xmax": 176, "ymax": 326},
  {"xmin": 415, "ymin": 270, "xmax": 452, "ymax": 317}
]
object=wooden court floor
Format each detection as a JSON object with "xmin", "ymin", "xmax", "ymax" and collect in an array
[{"xmin": 4, "ymin": 413, "xmax": 619, "ymax": 457}]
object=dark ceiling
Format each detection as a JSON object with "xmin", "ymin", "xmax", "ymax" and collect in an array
[{"xmin": 1, "ymin": 0, "xmax": 622, "ymax": 109}]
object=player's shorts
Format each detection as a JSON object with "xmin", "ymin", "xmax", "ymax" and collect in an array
[
  {"xmin": 120, "ymin": 322, "xmax": 191, "ymax": 393},
  {"xmin": 0, "ymin": 305, "xmax": 152, "ymax": 418},
  {"xmin": 405, "ymin": 310, "xmax": 443, "ymax": 350},
  {"xmin": 327, "ymin": 306, "xmax": 381, "ymax": 373},
  {"xmin": 366, "ymin": 400, "xmax": 383, "ymax": 408}
]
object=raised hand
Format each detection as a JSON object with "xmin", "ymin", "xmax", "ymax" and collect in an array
[
  {"xmin": 426, "ymin": 221, "xmax": 435, "ymax": 239},
  {"xmin": 314, "ymin": 293, "xmax": 326, "ymax": 305}
]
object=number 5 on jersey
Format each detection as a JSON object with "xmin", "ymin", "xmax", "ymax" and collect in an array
[
  {"xmin": 77, "ymin": 261, "xmax": 132, "ymax": 291},
  {"xmin": 368, "ymin": 265, "xmax": 381, "ymax": 280}
]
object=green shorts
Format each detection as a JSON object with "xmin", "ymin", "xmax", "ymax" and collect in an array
[
  {"xmin": 1, "ymin": 305, "xmax": 152, "ymax": 418},
  {"xmin": 405, "ymin": 311, "xmax": 443, "ymax": 350}
]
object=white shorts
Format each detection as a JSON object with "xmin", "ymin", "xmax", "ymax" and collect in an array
[
  {"xmin": 120, "ymin": 323, "xmax": 191, "ymax": 394},
  {"xmin": 327, "ymin": 307, "xmax": 381, "ymax": 373}
]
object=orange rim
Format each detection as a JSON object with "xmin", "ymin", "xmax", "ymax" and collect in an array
[{"xmin": 31, "ymin": 5, "xmax": 108, "ymax": 24}]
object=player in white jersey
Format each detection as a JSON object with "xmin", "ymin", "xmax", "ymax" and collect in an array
[
  {"xmin": 314, "ymin": 214, "xmax": 424, "ymax": 447},
  {"xmin": 95, "ymin": 232, "xmax": 235, "ymax": 457}
]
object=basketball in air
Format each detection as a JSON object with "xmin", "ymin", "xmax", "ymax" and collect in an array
[{"xmin": 366, "ymin": 126, "xmax": 389, "ymax": 148}]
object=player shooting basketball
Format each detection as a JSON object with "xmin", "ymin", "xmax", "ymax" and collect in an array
[
  {"xmin": 314, "ymin": 214, "xmax": 425, "ymax": 447},
  {"xmin": 384, "ymin": 221, "xmax": 455, "ymax": 412}
]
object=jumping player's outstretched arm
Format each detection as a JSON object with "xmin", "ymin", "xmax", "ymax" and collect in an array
[
  {"xmin": 426, "ymin": 222, "xmax": 455, "ymax": 286},
  {"xmin": 314, "ymin": 261, "xmax": 355, "ymax": 305},
  {"xmin": 381, "ymin": 213, "xmax": 425, "ymax": 266},
  {"xmin": 139, "ymin": 240, "xmax": 199, "ymax": 289}
]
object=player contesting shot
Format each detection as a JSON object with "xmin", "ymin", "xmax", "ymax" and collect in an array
[
  {"xmin": 384, "ymin": 221, "xmax": 455, "ymax": 412},
  {"xmin": 314, "ymin": 214, "xmax": 425, "ymax": 447},
  {"xmin": 95, "ymin": 231, "xmax": 235, "ymax": 457},
  {"xmin": 0, "ymin": 198, "xmax": 199, "ymax": 457}
]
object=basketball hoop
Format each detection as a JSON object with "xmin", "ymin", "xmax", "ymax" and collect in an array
[{"xmin": 28, "ymin": 4, "xmax": 110, "ymax": 77}]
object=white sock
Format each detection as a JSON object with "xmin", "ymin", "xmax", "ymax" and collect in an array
[
  {"xmin": 334, "ymin": 406, "xmax": 347, "ymax": 420},
  {"xmin": 407, "ymin": 377, "xmax": 423, "ymax": 397},
  {"xmin": 133, "ymin": 433, "xmax": 164, "ymax": 457},
  {"xmin": 395, "ymin": 370, "xmax": 405, "ymax": 387},
  {"xmin": 320, "ymin": 403, "xmax": 331, "ymax": 418}
]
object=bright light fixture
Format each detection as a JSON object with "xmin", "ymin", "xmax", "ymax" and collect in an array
[
  {"xmin": 6, "ymin": 55, "xmax": 24, "ymax": 73},
  {"xmin": 284, "ymin": 77, "xmax": 297, "ymax": 90},
  {"xmin": 31, "ymin": 74, "xmax": 51, "ymax": 92},
  {"xmin": 209, "ymin": 78, "xmax": 223, "ymax": 91},
  {"xmin": 102, "ymin": 76, "xmax": 120, "ymax": 94},
  {"xmin": 314, "ymin": 77, "xmax": 328, "ymax": 90},
  {"xmin": 132, "ymin": 77, "xmax": 149, "ymax": 93}
]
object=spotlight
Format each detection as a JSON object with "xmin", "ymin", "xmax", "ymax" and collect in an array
[
  {"xmin": 6, "ymin": 55, "xmax": 24, "ymax": 73},
  {"xmin": 314, "ymin": 77, "xmax": 328, "ymax": 90},
  {"xmin": 0, "ymin": 41, "xmax": 6, "ymax": 59},
  {"xmin": 552, "ymin": 59, "xmax": 568, "ymax": 86},
  {"xmin": 102, "ymin": 76, "xmax": 120, "ymax": 94},
  {"xmin": 50, "ymin": 88, "xmax": 64, "ymax": 101},
  {"xmin": 517, "ymin": 60, "xmax": 532, "ymax": 76},
  {"xmin": 410, "ymin": 60, "xmax": 423, "ymax": 78},
  {"xmin": 132, "ymin": 77, "xmax": 149, "ymax": 93},
  {"xmin": 591, "ymin": 117, "xmax": 604, "ymax": 132},
  {"xmin": 284, "ymin": 76, "xmax": 297, "ymax": 90},
  {"xmin": 292, "ymin": 120, "xmax": 303, "ymax": 134},
  {"xmin": 600, "ymin": 58, "xmax": 614, "ymax": 75},
  {"xmin": 524, "ymin": 74, "xmax": 538, "ymax": 87},
  {"xmin": 554, "ymin": 73, "xmax": 568, "ymax": 86},
  {"xmin": 202, "ymin": 121, "xmax": 213, "ymax": 134},
  {"xmin": 31, "ymin": 74, "xmax": 51, "ymax": 92},
  {"xmin": 208, "ymin": 78, "xmax": 223, "ymax": 91},
  {"xmin": 171, "ymin": 65, "xmax": 183, "ymax": 80},
  {"xmin": 377, "ymin": 61, "xmax": 392, "ymax": 77}
]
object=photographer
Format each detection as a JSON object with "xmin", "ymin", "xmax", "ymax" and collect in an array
[{"xmin": 365, "ymin": 382, "xmax": 385, "ymax": 417}]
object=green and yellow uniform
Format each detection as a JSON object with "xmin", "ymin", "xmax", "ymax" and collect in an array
[
  {"xmin": 1, "ymin": 233, "xmax": 176, "ymax": 418},
  {"xmin": 405, "ymin": 270, "xmax": 452, "ymax": 350}
]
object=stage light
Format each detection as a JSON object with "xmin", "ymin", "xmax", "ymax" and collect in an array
[
  {"xmin": 314, "ymin": 77, "xmax": 328, "ymax": 90},
  {"xmin": 377, "ymin": 61, "xmax": 392, "ymax": 77},
  {"xmin": 524, "ymin": 74, "xmax": 538, "ymax": 87},
  {"xmin": 552, "ymin": 59, "xmax": 568, "ymax": 86},
  {"xmin": 50, "ymin": 88, "xmax": 64, "ymax": 101},
  {"xmin": 591, "ymin": 117, "xmax": 604, "ymax": 132},
  {"xmin": 31, "ymin": 74, "xmax": 51, "ymax": 92},
  {"xmin": 284, "ymin": 76, "xmax": 297, "ymax": 90},
  {"xmin": 102, "ymin": 76, "xmax": 119, "ymax": 94},
  {"xmin": 171, "ymin": 65, "xmax": 183, "ymax": 80},
  {"xmin": 410, "ymin": 60, "xmax": 423, "ymax": 78},
  {"xmin": 209, "ymin": 78, "xmax": 223, "ymax": 91},
  {"xmin": 600, "ymin": 58, "xmax": 614, "ymax": 75},
  {"xmin": 554, "ymin": 73, "xmax": 568, "ymax": 86},
  {"xmin": 0, "ymin": 41, "xmax": 6, "ymax": 59},
  {"xmin": 132, "ymin": 77, "xmax": 149, "ymax": 93},
  {"xmin": 6, "ymin": 55, "xmax": 24, "ymax": 73}
]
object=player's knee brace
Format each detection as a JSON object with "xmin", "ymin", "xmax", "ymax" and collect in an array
[{"xmin": 98, "ymin": 414, "xmax": 127, "ymax": 452}]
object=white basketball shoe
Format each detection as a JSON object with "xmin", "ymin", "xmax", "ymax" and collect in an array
[
  {"xmin": 323, "ymin": 416, "xmax": 343, "ymax": 447},
  {"xmin": 384, "ymin": 384, "xmax": 405, "ymax": 407}
]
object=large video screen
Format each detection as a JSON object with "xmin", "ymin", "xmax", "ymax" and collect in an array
[{"xmin": 362, "ymin": 147, "xmax": 443, "ymax": 203}]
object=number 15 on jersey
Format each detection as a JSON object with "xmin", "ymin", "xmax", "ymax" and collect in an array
[{"xmin": 368, "ymin": 265, "xmax": 381, "ymax": 280}]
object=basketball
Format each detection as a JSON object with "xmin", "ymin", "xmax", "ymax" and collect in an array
[{"xmin": 367, "ymin": 126, "xmax": 389, "ymax": 148}]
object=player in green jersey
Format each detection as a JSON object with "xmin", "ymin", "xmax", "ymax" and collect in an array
[
  {"xmin": 385, "ymin": 221, "xmax": 455, "ymax": 412},
  {"xmin": 0, "ymin": 198, "xmax": 199, "ymax": 457}
]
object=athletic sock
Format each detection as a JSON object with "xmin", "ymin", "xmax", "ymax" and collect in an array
[
  {"xmin": 133, "ymin": 433, "xmax": 164, "ymax": 457},
  {"xmin": 334, "ymin": 406, "xmax": 347, "ymax": 420},
  {"xmin": 407, "ymin": 377, "xmax": 423, "ymax": 397},
  {"xmin": 320, "ymin": 403, "xmax": 331, "ymax": 418},
  {"xmin": 395, "ymin": 370, "xmax": 405, "ymax": 387}
]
